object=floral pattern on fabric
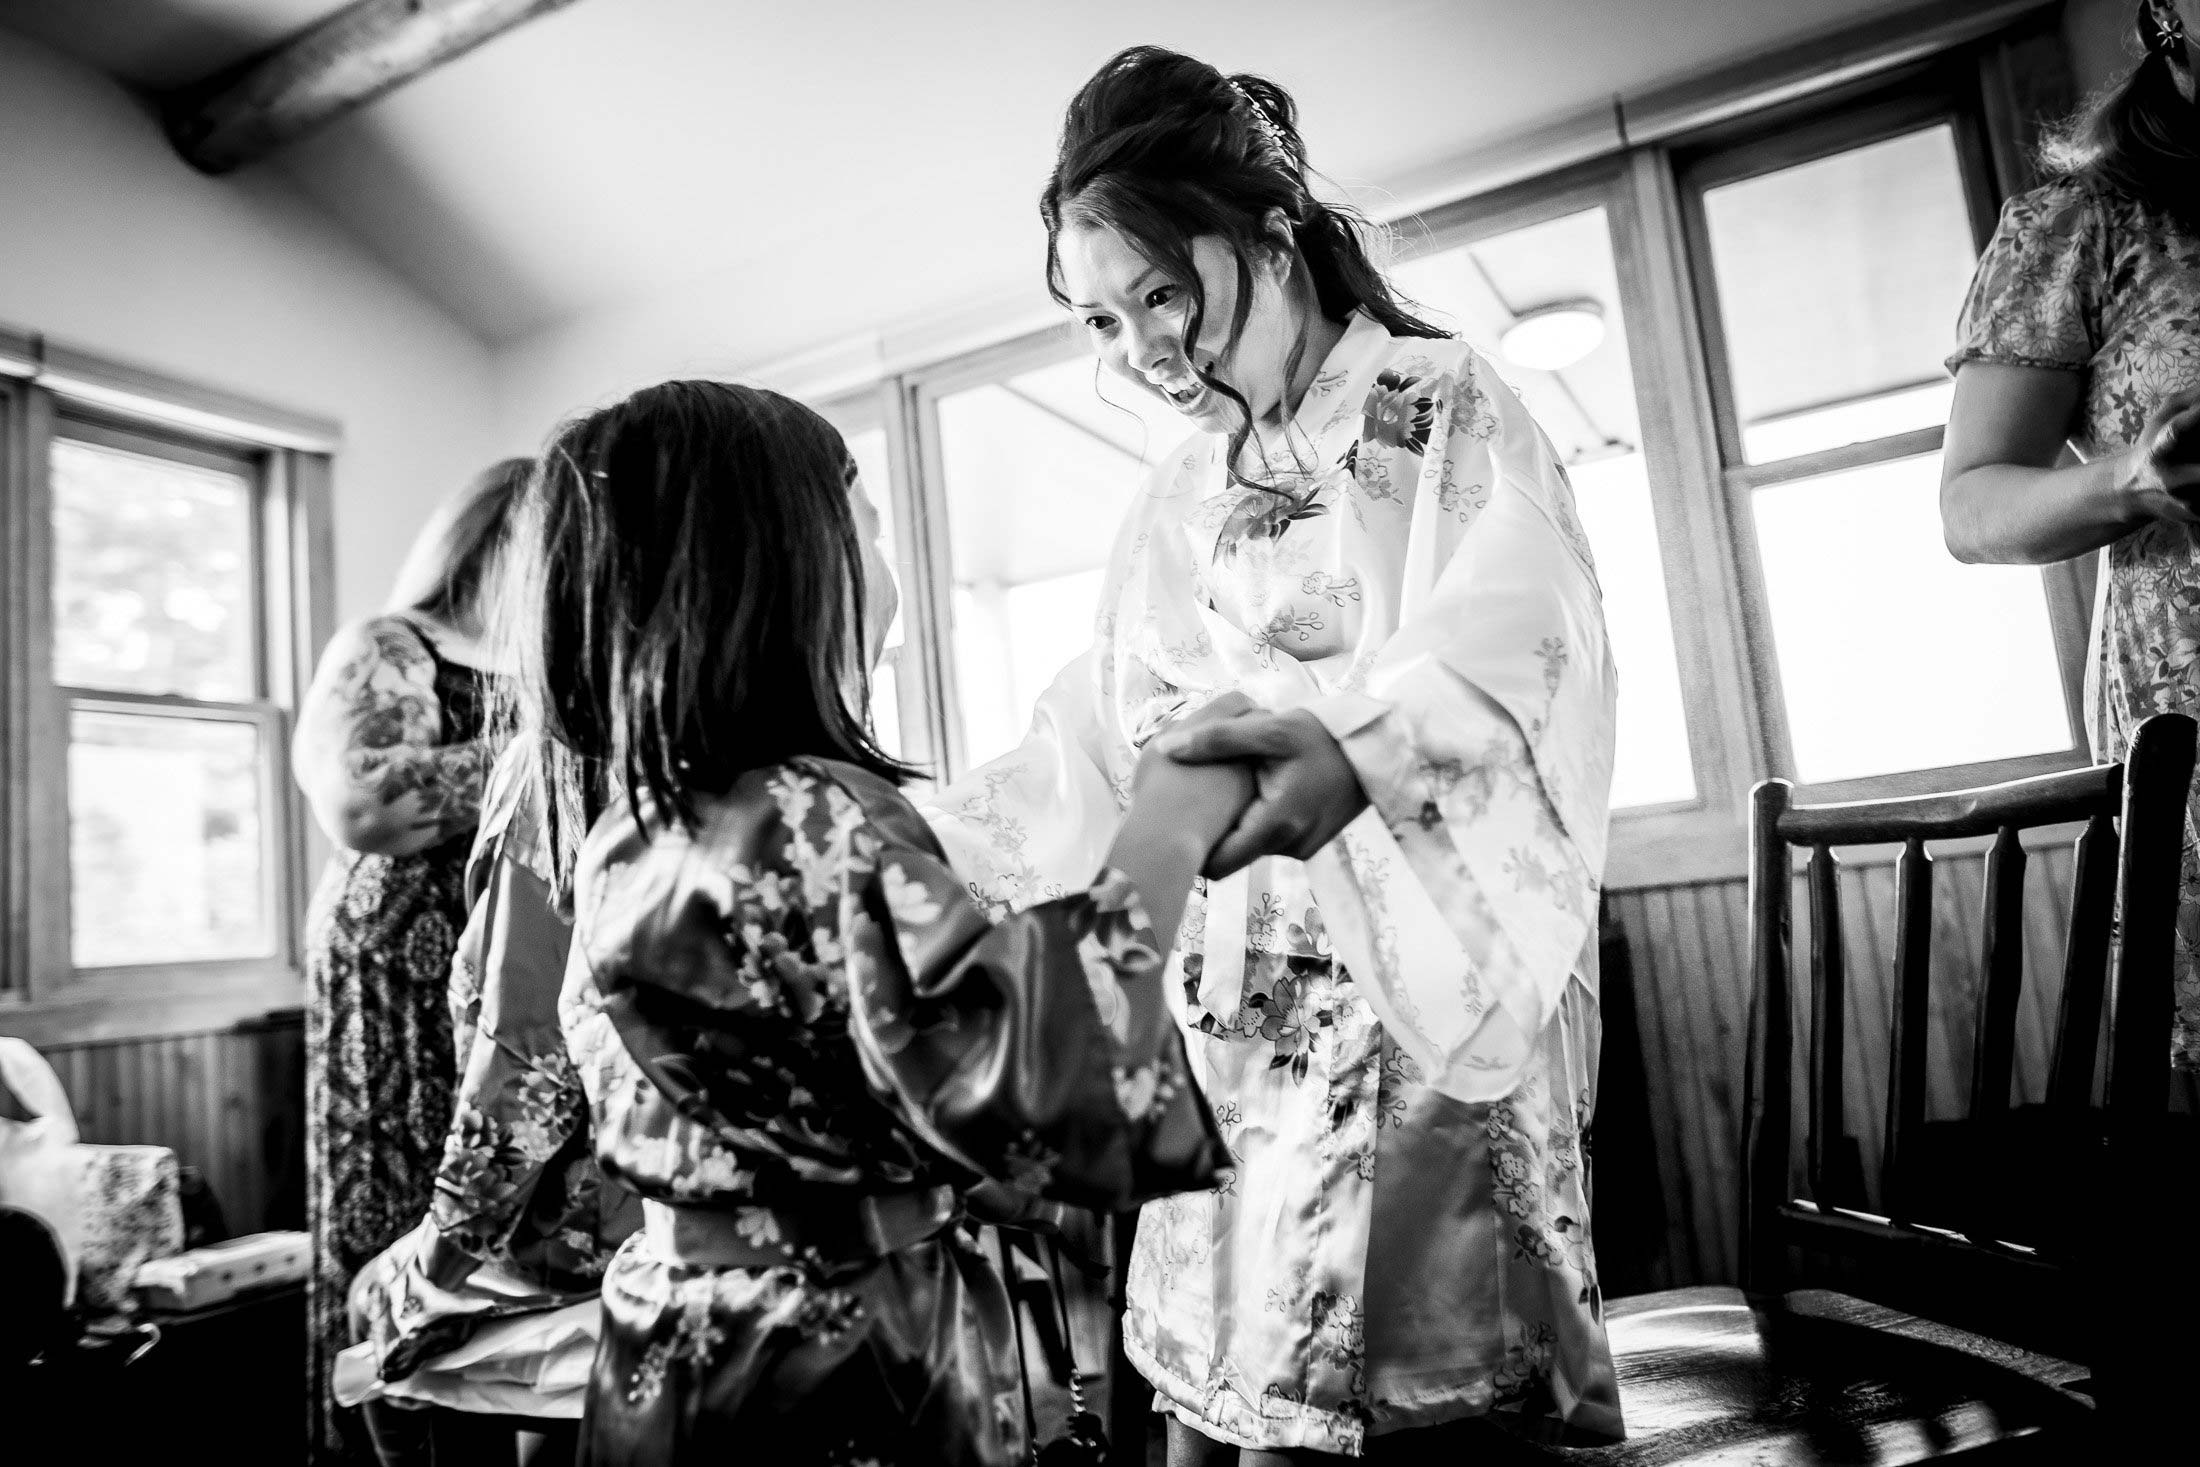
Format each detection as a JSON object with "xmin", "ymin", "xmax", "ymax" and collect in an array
[
  {"xmin": 558, "ymin": 757, "xmax": 1224, "ymax": 1466},
  {"xmin": 1952, "ymin": 177, "xmax": 2200, "ymax": 1064},
  {"xmin": 348, "ymin": 748, "xmax": 640, "ymax": 1390},
  {"xmin": 926, "ymin": 314, "xmax": 1621, "ymax": 1454}
]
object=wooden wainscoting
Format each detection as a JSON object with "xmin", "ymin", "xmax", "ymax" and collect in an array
[
  {"xmin": 32, "ymin": 1009, "xmax": 305, "ymax": 1236},
  {"xmin": 1609, "ymin": 840, "xmax": 2080, "ymax": 1287}
]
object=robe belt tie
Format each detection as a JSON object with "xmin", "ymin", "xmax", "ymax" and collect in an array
[
  {"xmin": 641, "ymin": 1185, "xmax": 960, "ymax": 1270},
  {"xmin": 1195, "ymin": 866, "xmax": 1254, "ymax": 1023}
]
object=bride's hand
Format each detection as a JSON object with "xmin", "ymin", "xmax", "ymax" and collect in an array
[
  {"xmin": 1128, "ymin": 692, "xmax": 1259, "ymax": 850},
  {"xmin": 1155, "ymin": 706, "xmax": 1368, "ymax": 878}
]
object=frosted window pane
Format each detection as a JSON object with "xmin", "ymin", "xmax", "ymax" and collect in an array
[
  {"xmin": 1743, "ymin": 381, "xmax": 1954, "ymax": 463},
  {"xmin": 939, "ymin": 363, "xmax": 1143, "ymax": 772},
  {"xmin": 953, "ymin": 570, "xmax": 1106, "ymax": 770},
  {"xmin": 71, "ymin": 710, "xmax": 268, "ymax": 966},
  {"xmin": 1751, "ymin": 453, "xmax": 2071, "ymax": 782},
  {"xmin": 52, "ymin": 438, "xmax": 255, "ymax": 699},
  {"xmin": 1704, "ymin": 126, "xmax": 1977, "ymax": 463},
  {"xmin": 1570, "ymin": 455, "xmax": 1695, "ymax": 806}
]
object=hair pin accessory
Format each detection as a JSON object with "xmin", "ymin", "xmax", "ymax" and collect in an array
[{"xmin": 1229, "ymin": 78, "xmax": 1288, "ymax": 160}]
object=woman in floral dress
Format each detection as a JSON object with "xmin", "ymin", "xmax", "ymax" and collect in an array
[
  {"xmin": 502, "ymin": 379, "xmax": 1244, "ymax": 1466},
  {"xmin": 1942, "ymin": 0, "xmax": 2200, "ymax": 1083},
  {"xmin": 923, "ymin": 48, "xmax": 1621, "ymax": 1462},
  {"xmin": 295, "ymin": 459, "xmax": 528, "ymax": 1462}
]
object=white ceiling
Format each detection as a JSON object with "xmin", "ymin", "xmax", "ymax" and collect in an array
[{"xmin": 0, "ymin": 0, "xmax": 1970, "ymax": 356}]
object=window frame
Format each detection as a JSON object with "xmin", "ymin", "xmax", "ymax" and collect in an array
[
  {"xmin": 1672, "ymin": 67, "xmax": 2093, "ymax": 804},
  {"xmin": 0, "ymin": 349, "xmax": 335, "ymax": 1044}
]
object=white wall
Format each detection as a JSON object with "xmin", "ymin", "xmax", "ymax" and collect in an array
[
  {"xmin": 0, "ymin": 28, "xmax": 497, "ymax": 626},
  {"xmin": 2064, "ymin": 0, "xmax": 2138, "ymax": 94}
]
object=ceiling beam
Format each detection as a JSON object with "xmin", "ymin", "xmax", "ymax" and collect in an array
[{"xmin": 164, "ymin": 0, "xmax": 585, "ymax": 175}]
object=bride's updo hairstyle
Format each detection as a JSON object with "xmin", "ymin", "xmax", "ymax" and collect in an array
[{"xmin": 1041, "ymin": 46, "xmax": 1447, "ymax": 481}]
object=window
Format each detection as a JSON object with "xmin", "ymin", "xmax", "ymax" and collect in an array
[
  {"xmin": 54, "ymin": 429, "xmax": 278, "ymax": 967},
  {"xmin": 1683, "ymin": 103, "xmax": 2082, "ymax": 788},
  {"xmin": 0, "ymin": 364, "xmax": 333, "ymax": 1026},
  {"xmin": 810, "ymin": 29, "xmax": 2083, "ymax": 887}
]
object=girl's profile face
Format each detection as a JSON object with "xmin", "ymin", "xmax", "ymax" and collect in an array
[
  {"xmin": 848, "ymin": 470, "xmax": 898, "ymax": 672},
  {"xmin": 1057, "ymin": 219, "xmax": 1300, "ymax": 433}
]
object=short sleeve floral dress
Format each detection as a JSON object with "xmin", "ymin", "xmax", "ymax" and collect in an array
[{"xmin": 1950, "ymin": 175, "xmax": 2200, "ymax": 1066}]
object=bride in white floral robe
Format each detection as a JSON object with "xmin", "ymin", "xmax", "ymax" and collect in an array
[{"xmin": 925, "ymin": 310, "xmax": 1623, "ymax": 1454}]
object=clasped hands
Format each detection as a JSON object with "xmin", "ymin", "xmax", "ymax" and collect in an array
[{"xmin": 1129, "ymin": 691, "xmax": 1370, "ymax": 882}]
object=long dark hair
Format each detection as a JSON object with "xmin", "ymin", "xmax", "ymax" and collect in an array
[
  {"xmin": 2040, "ymin": 3, "xmax": 2200, "ymax": 227},
  {"xmin": 510, "ymin": 380, "xmax": 911, "ymax": 896},
  {"xmin": 1040, "ymin": 46, "xmax": 1447, "ymax": 486}
]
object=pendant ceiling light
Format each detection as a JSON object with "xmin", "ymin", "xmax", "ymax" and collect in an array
[{"xmin": 1498, "ymin": 300, "xmax": 1607, "ymax": 372}]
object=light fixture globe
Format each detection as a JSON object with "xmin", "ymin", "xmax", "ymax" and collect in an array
[{"xmin": 1498, "ymin": 300, "xmax": 1607, "ymax": 372}]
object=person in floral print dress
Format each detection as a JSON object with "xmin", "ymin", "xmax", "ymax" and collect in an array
[
  {"xmin": 923, "ymin": 48, "xmax": 1621, "ymax": 1462},
  {"xmin": 1942, "ymin": 0, "xmax": 2200, "ymax": 1084},
  {"xmin": 498, "ymin": 379, "xmax": 1246, "ymax": 1466}
]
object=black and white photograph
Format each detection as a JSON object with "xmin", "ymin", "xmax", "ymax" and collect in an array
[{"xmin": 1, "ymin": 1, "xmax": 2196, "ymax": 1463}]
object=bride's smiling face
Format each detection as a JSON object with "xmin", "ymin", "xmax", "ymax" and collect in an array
[{"xmin": 1056, "ymin": 219, "xmax": 1300, "ymax": 431}]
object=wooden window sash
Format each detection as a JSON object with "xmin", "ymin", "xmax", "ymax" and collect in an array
[{"xmin": 2, "ymin": 382, "xmax": 329, "ymax": 1037}]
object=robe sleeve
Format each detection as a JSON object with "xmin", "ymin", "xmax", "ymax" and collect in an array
[
  {"xmin": 1302, "ymin": 358, "xmax": 1617, "ymax": 1103},
  {"xmin": 848, "ymin": 794, "xmax": 1224, "ymax": 1210},
  {"xmin": 922, "ymin": 647, "xmax": 1128, "ymax": 918}
]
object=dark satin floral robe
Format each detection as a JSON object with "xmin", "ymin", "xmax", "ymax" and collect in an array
[{"xmin": 560, "ymin": 757, "xmax": 1223, "ymax": 1467}]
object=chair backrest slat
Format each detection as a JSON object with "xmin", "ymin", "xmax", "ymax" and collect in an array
[
  {"xmin": 2046, "ymin": 812, "xmax": 2117, "ymax": 1112},
  {"xmin": 1741, "ymin": 778, "xmax": 1794, "ymax": 1292},
  {"xmin": 1969, "ymin": 826, "xmax": 2027, "ymax": 1122},
  {"xmin": 1882, "ymin": 837, "xmax": 1935, "ymax": 1220},
  {"xmin": 1806, "ymin": 845, "xmax": 1848, "ymax": 1209},
  {"xmin": 2105, "ymin": 716, "xmax": 2196, "ymax": 1122}
]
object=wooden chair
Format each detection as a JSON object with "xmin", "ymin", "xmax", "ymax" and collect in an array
[{"xmin": 1461, "ymin": 711, "xmax": 2196, "ymax": 1465}]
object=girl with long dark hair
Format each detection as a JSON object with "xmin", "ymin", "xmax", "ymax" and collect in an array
[
  {"xmin": 1942, "ymin": 2, "xmax": 2200, "ymax": 1080},
  {"xmin": 925, "ymin": 46, "xmax": 1621, "ymax": 1463},
  {"xmin": 505, "ymin": 379, "xmax": 1243, "ymax": 1466}
]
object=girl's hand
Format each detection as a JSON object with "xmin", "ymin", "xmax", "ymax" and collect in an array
[
  {"xmin": 1104, "ymin": 693, "xmax": 1258, "ymax": 949},
  {"xmin": 2119, "ymin": 390, "xmax": 2200, "ymax": 525},
  {"xmin": 1125, "ymin": 692, "xmax": 1260, "ymax": 852},
  {"xmin": 1156, "ymin": 707, "xmax": 1369, "ymax": 878}
]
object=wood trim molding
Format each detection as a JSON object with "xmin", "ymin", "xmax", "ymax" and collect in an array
[
  {"xmin": 0, "ymin": 331, "xmax": 341, "ymax": 452},
  {"xmin": 37, "ymin": 343, "xmax": 342, "ymax": 453},
  {"xmin": 0, "ymin": 382, "xmax": 26, "ymax": 998},
  {"xmin": 0, "ymin": 979, "xmax": 307, "ymax": 1048},
  {"xmin": 0, "ymin": 323, "xmax": 35, "ymax": 379}
]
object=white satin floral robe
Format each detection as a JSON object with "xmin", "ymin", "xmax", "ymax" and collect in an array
[{"xmin": 923, "ymin": 312, "xmax": 1624, "ymax": 1453}]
